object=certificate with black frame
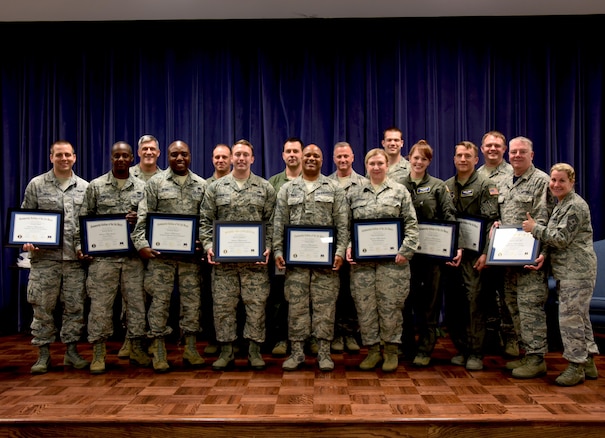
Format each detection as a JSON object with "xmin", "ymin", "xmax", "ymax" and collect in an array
[
  {"xmin": 5, "ymin": 208, "xmax": 64, "ymax": 248},
  {"xmin": 146, "ymin": 213, "xmax": 199, "ymax": 255},
  {"xmin": 457, "ymin": 215, "xmax": 486, "ymax": 253},
  {"xmin": 284, "ymin": 225, "xmax": 335, "ymax": 267},
  {"xmin": 79, "ymin": 214, "xmax": 134, "ymax": 256},
  {"xmin": 213, "ymin": 221, "xmax": 265, "ymax": 263},
  {"xmin": 486, "ymin": 225, "xmax": 540, "ymax": 266},
  {"xmin": 351, "ymin": 218, "xmax": 403, "ymax": 261},
  {"xmin": 416, "ymin": 219, "xmax": 459, "ymax": 259}
]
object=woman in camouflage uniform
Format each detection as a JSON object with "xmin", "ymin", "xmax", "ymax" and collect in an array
[
  {"xmin": 345, "ymin": 149, "xmax": 419, "ymax": 372},
  {"xmin": 522, "ymin": 163, "xmax": 599, "ymax": 386}
]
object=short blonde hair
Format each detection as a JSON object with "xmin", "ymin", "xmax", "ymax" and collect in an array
[
  {"xmin": 364, "ymin": 148, "xmax": 389, "ymax": 166},
  {"xmin": 550, "ymin": 162, "xmax": 575, "ymax": 183}
]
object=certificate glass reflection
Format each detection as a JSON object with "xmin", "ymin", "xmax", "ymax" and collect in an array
[
  {"xmin": 284, "ymin": 225, "xmax": 335, "ymax": 267},
  {"xmin": 486, "ymin": 225, "xmax": 540, "ymax": 265}
]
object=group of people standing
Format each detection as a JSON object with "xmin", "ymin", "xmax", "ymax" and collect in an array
[{"xmin": 20, "ymin": 128, "xmax": 599, "ymax": 386}]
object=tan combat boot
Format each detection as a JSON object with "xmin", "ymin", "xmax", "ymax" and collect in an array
[
  {"xmin": 152, "ymin": 338, "xmax": 170, "ymax": 373},
  {"xmin": 64, "ymin": 343, "xmax": 89, "ymax": 369},
  {"xmin": 90, "ymin": 342, "xmax": 106, "ymax": 374},
  {"xmin": 183, "ymin": 335, "xmax": 205, "ymax": 368},
  {"xmin": 317, "ymin": 339, "xmax": 334, "ymax": 372},
  {"xmin": 31, "ymin": 344, "xmax": 51, "ymax": 374},
  {"xmin": 382, "ymin": 343, "xmax": 399, "ymax": 373},
  {"xmin": 359, "ymin": 343, "xmax": 382, "ymax": 371},
  {"xmin": 248, "ymin": 341, "xmax": 266, "ymax": 370},
  {"xmin": 282, "ymin": 341, "xmax": 305, "ymax": 371},
  {"xmin": 117, "ymin": 337, "xmax": 131, "ymax": 359},
  {"xmin": 511, "ymin": 354, "xmax": 547, "ymax": 379},
  {"xmin": 212, "ymin": 343, "xmax": 235, "ymax": 371},
  {"xmin": 129, "ymin": 338, "xmax": 151, "ymax": 367},
  {"xmin": 555, "ymin": 362, "xmax": 585, "ymax": 386}
]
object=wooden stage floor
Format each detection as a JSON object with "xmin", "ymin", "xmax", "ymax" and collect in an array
[{"xmin": 0, "ymin": 332, "xmax": 604, "ymax": 437}]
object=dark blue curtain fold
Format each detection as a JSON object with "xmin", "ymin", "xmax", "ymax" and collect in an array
[{"xmin": 1, "ymin": 16, "xmax": 604, "ymax": 333}]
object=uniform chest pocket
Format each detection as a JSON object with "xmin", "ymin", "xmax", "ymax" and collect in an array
[
  {"xmin": 314, "ymin": 193, "xmax": 334, "ymax": 204},
  {"xmin": 287, "ymin": 195, "xmax": 305, "ymax": 206},
  {"xmin": 517, "ymin": 194, "xmax": 534, "ymax": 207},
  {"xmin": 350, "ymin": 199, "xmax": 368, "ymax": 210}
]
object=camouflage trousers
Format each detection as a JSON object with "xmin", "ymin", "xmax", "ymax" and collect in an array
[
  {"xmin": 557, "ymin": 278, "xmax": 600, "ymax": 362},
  {"xmin": 145, "ymin": 258, "xmax": 201, "ymax": 338},
  {"xmin": 86, "ymin": 257, "xmax": 146, "ymax": 343},
  {"xmin": 27, "ymin": 259, "xmax": 86, "ymax": 346},
  {"xmin": 284, "ymin": 266, "xmax": 339, "ymax": 342},
  {"xmin": 350, "ymin": 261, "xmax": 409, "ymax": 346},
  {"xmin": 504, "ymin": 267, "xmax": 548, "ymax": 355},
  {"xmin": 212, "ymin": 263, "xmax": 270, "ymax": 343}
]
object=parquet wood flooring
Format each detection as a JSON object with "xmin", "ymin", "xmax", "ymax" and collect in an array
[{"xmin": 0, "ymin": 332, "xmax": 604, "ymax": 437}]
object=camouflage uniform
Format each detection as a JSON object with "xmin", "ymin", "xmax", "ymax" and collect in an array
[
  {"xmin": 199, "ymin": 173, "xmax": 276, "ymax": 343},
  {"xmin": 347, "ymin": 178, "xmax": 419, "ymax": 345},
  {"xmin": 129, "ymin": 164, "xmax": 163, "ymax": 182},
  {"xmin": 386, "ymin": 158, "xmax": 411, "ymax": 185},
  {"xmin": 528, "ymin": 190, "xmax": 599, "ymax": 363},
  {"xmin": 131, "ymin": 168, "xmax": 206, "ymax": 338},
  {"xmin": 76, "ymin": 171, "xmax": 146, "ymax": 343},
  {"xmin": 402, "ymin": 172, "xmax": 457, "ymax": 357},
  {"xmin": 21, "ymin": 169, "xmax": 88, "ymax": 346},
  {"xmin": 477, "ymin": 160, "xmax": 515, "ymax": 348},
  {"xmin": 328, "ymin": 170, "xmax": 367, "ymax": 343},
  {"xmin": 265, "ymin": 170, "xmax": 300, "ymax": 348},
  {"xmin": 498, "ymin": 164, "xmax": 555, "ymax": 356},
  {"xmin": 272, "ymin": 175, "xmax": 349, "ymax": 342},
  {"xmin": 444, "ymin": 170, "xmax": 499, "ymax": 358}
]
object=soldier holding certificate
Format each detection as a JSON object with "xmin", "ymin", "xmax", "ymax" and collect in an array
[
  {"xmin": 273, "ymin": 144, "xmax": 349, "ymax": 372},
  {"xmin": 76, "ymin": 141, "xmax": 149, "ymax": 373},
  {"xmin": 345, "ymin": 148, "xmax": 419, "ymax": 372},
  {"xmin": 200, "ymin": 139, "xmax": 276, "ymax": 371},
  {"xmin": 401, "ymin": 140, "xmax": 461, "ymax": 367},
  {"xmin": 131, "ymin": 140, "xmax": 207, "ymax": 373},
  {"xmin": 443, "ymin": 141, "xmax": 499, "ymax": 371},
  {"xmin": 497, "ymin": 136, "xmax": 555, "ymax": 379},
  {"xmin": 21, "ymin": 140, "xmax": 89, "ymax": 374}
]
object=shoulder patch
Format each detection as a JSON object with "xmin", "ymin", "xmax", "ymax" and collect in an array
[{"xmin": 489, "ymin": 187, "xmax": 499, "ymax": 196}]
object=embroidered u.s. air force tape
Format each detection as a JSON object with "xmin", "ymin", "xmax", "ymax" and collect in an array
[
  {"xmin": 461, "ymin": 189, "xmax": 473, "ymax": 197},
  {"xmin": 417, "ymin": 186, "xmax": 431, "ymax": 194}
]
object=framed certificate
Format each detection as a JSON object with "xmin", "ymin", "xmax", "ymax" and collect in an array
[
  {"xmin": 351, "ymin": 218, "xmax": 403, "ymax": 261},
  {"xmin": 486, "ymin": 225, "xmax": 540, "ymax": 266},
  {"xmin": 284, "ymin": 225, "xmax": 335, "ymax": 267},
  {"xmin": 146, "ymin": 213, "xmax": 199, "ymax": 255},
  {"xmin": 79, "ymin": 214, "xmax": 133, "ymax": 256},
  {"xmin": 213, "ymin": 221, "xmax": 265, "ymax": 263},
  {"xmin": 5, "ymin": 208, "xmax": 64, "ymax": 248},
  {"xmin": 416, "ymin": 220, "xmax": 458, "ymax": 260},
  {"xmin": 457, "ymin": 215, "xmax": 486, "ymax": 253}
]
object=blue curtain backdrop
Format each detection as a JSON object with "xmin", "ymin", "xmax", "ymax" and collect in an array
[{"xmin": 1, "ymin": 16, "xmax": 604, "ymax": 333}]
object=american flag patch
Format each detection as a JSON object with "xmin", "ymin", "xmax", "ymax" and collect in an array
[{"xmin": 489, "ymin": 187, "xmax": 499, "ymax": 195}]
